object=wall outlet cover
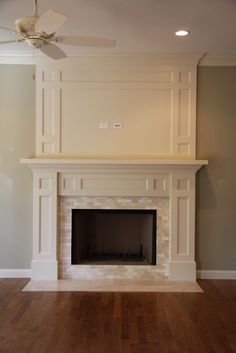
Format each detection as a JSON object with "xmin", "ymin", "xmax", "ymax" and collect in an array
[
  {"xmin": 113, "ymin": 122, "xmax": 123, "ymax": 128},
  {"xmin": 99, "ymin": 122, "xmax": 109, "ymax": 129}
]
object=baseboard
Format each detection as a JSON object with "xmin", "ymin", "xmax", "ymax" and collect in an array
[
  {"xmin": 1, "ymin": 269, "xmax": 235, "ymax": 280},
  {"xmin": 0, "ymin": 269, "xmax": 31, "ymax": 278},
  {"xmin": 197, "ymin": 270, "xmax": 236, "ymax": 280}
]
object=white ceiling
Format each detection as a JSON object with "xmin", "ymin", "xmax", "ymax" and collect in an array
[{"xmin": 0, "ymin": 0, "xmax": 236, "ymax": 55}]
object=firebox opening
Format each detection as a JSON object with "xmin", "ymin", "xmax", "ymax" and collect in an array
[{"xmin": 71, "ymin": 209, "xmax": 156, "ymax": 265}]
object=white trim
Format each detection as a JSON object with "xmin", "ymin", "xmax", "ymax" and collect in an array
[
  {"xmin": 0, "ymin": 51, "xmax": 203, "ymax": 65},
  {"xmin": 199, "ymin": 54, "xmax": 236, "ymax": 66},
  {"xmin": 1, "ymin": 52, "xmax": 236, "ymax": 66},
  {"xmin": 21, "ymin": 158, "xmax": 208, "ymax": 172},
  {"xmin": 169, "ymin": 261, "xmax": 196, "ymax": 281},
  {"xmin": 0, "ymin": 52, "xmax": 35, "ymax": 65},
  {"xmin": 1, "ymin": 269, "xmax": 236, "ymax": 280},
  {"xmin": 31, "ymin": 260, "xmax": 58, "ymax": 280},
  {"xmin": 3, "ymin": 269, "xmax": 233, "ymax": 281},
  {"xmin": 197, "ymin": 270, "xmax": 236, "ymax": 280},
  {"xmin": 0, "ymin": 269, "xmax": 31, "ymax": 278}
]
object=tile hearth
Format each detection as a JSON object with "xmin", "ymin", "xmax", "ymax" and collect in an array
[{"xmin": 23, "ymin": 279, "xmax": 203, "ymax": 292}]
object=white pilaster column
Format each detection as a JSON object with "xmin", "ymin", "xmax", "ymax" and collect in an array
[
  {"xmin": 31, "ymin": 171, "xmax": 58, "ymax": 280},
  {"xmin": 169, "ymin": 172, "xmax": 196, "ymax": 281}
]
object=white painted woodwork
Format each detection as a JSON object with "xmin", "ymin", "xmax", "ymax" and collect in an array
[
  {"xmin": 169, "ymin": 173, "xmax": 196, "ymax": 280},
  {"xmin": 22, "ymin": 158, "xmax": 207, "ymax": 281},
  {"xmin": 2, "ymin": 52, "xmax": 236, "ymax": 67},
  {"xmin": 21, "ymin": 158, "xmax": 207, "ymax": 167},
  {"xmin": 31, "ymin": 172, "xmax": 58, "ymax": 280},
  {"xmin": 59, "ymin": 173, "xmax": 170, "ymax": 197},
  {"xmin": 35, "ymin": 55, "xmax": 198, "ymax": 159},
  {"xmin": 21, "ymin": 54, "xmax": 207, "ymax": 281}
]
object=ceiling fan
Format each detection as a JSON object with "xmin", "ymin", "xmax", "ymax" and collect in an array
[{"xmin": 0, "ymin": 0, "xmax": 116, "ymax": 60}]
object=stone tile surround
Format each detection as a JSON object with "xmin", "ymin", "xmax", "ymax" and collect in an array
[{"xmin": 59, "ymin": 196, "xmax": 169, "ymax": 280}]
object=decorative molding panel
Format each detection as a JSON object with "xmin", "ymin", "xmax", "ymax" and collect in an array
[
  {"xmin": 59, "ymin": 173, "xmax": 170, "ymax": 197},
  {"xmin": 35, "ymin": 56, "xmax": 198, "ymax": 158},
  {"xmin": 171, "ymin": 172, "xmax": 195, "ymax": 262},
  {"xmin": 32, "ymin": 172, "xmax": 58, "ymax": 279}
]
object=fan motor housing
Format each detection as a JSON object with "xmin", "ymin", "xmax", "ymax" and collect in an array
[
  {"xmin": 26, "ymin": 37, "xmax": 46, "ymax": 48},
  {"xmin": 15, "ymin": 16, "xmax": 38, "ymax": 35},
  {"xmin": 14, "ymin": 16, "xmax": 55, "ymax": 48}
]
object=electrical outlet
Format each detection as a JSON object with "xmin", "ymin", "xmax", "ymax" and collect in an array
[
  {"xmin": 99, "ymin": 122, "xmax": 109, "ymax": 129},
  {"xmin": 113, "ymin": 122, "xmax": 122, "ymax": 128}
]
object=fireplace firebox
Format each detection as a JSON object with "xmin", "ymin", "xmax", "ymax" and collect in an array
[{"xmin": 72, "ymin": 209, "xmax": 157, "ymax": 265}]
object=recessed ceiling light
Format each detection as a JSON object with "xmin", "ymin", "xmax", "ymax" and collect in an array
[{"xmin": 175, "ymin": 30, "xmax": 189, "ymax": 37}]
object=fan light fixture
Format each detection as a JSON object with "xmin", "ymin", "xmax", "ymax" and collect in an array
[{"xmin": 175, "ymin": 30, "xmax": 189, "ymax": 37}]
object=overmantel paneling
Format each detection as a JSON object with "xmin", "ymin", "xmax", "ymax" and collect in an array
[{"xmin": 36, "ymin": 55, "xmax": 199, "ymax": 158}]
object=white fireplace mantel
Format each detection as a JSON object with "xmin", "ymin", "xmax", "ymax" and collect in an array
[
  {"xmin": 22, "ymin": 158, "xmax": 207, "ymax": 281},
  {"xmin": 21, "ymin": 158, "xmax": 207, "ymax": 171}
]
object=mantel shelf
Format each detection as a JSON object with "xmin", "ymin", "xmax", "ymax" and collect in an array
[{"xmin": 21, "ymin": 158, "xmax": 208, "ymax": 169}]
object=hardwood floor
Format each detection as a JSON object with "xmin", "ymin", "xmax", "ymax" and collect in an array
[{"xmin": 0, "ymin": 279, "xmax": 236, "ymax": 353}]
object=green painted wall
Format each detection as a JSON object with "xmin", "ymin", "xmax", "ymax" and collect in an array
[
  {"xmin": 196, "ymin": 66, "xmax": 236, "ymax": 270},
  {"xmin": 0, "ymin": 65, "xmax": 35, "ymax": 268},
  {"xmin": 0, "ymin": 65, "xmax": 235, "ymax": 271}
]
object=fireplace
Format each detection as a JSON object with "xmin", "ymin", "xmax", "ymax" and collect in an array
[
  {"xmin": 71, "ymin": 209, "xmax": 157, "ymax": 265},
  {"xmin": 21, "ymin": 159, "xmax": 207, "ymax": 281},
  {"xmin": 21, "ymin": 56, "xmax": 208, "ymax": 281},
  {"xmin": 22, "ymin": 159, "xmax": 207, "ymax": 281}
]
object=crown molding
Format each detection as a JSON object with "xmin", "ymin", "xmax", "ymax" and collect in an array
[
  {"xmin": 0, "ymin": 51, "xmax": 35, "ymax": 65},
  {"xmin": 1, "ymin": 51, "xmax": 236, "ymax": 66},
  {"xmin": 0, "ymin": 51, "xmax": 203, "ymax": 66},
  {"xmin": 199, "ymin": 53, "xmax": 236, "ymax": 66}
]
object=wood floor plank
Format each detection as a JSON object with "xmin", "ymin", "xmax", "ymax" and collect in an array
[{"xmin": 0, "ymin": 279, "xmax": 236, "ymax": 353}]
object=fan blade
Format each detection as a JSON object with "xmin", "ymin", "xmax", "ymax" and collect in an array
[
  {"xmin": 56, "ymin": 35, "xmax": 116, "ymax": 47},
  {"xmin": 35, "ymin": 10, "xmax": 67, "ymax": 34},
  {"xmin": 0, "ymin": 39, "xmax": 24, "ymax": 45},
  {"xmin": 40, "ymin": 43, "xmax": 66, "ymax": 60},
  {"xmin": 0, "ymin": 25, "xmax": 19, "ymax": 35}
]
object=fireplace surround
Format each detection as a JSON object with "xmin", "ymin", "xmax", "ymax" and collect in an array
[
  {"xmin": 22, "ymin": 158, "xmax": 207, "ymax": 281},
  {"xmin": 59, "ymin": 194, "xmax": 168, "ymax": 279},
  {"xmin": 21, "ymin": 55, "xmax": 208, "ymax": 281}
]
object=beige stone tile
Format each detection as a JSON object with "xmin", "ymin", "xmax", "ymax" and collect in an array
[
  {"xmin": 23, "ymin": 279, "xmax": 203, "ymax": 293},
  {"xmin": 59, "ymin": 196, "xmax": 170, "ymax": 280}
]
